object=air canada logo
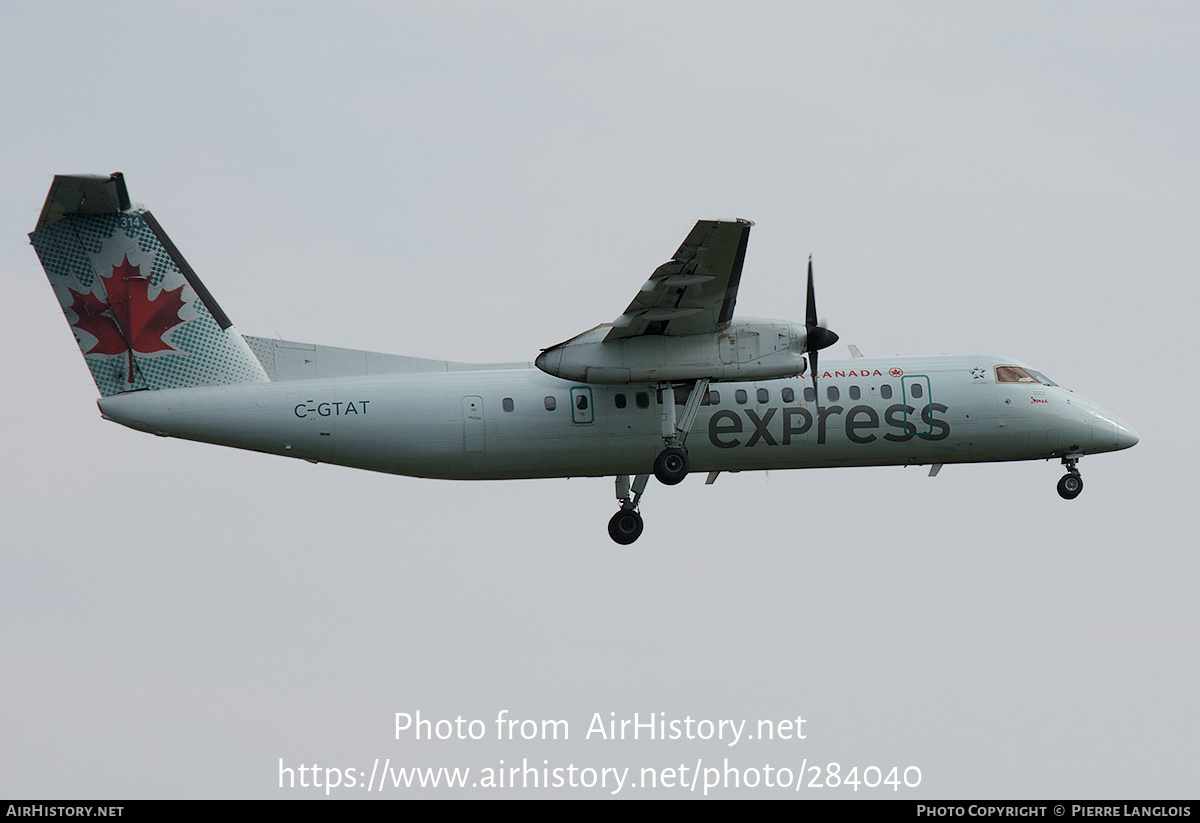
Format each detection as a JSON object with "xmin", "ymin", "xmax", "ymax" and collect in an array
[
  {"xmin": 889, "ymin": 367, "xmax": 903, "ymax": 377},
  {"xmin": 67, "ymin": 255, "xmax": 186, "ymax": 384}
]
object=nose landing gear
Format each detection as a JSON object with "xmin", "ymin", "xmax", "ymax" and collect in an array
[
  {"xmin": 1057, "ymin": 473, "xmax": 1083, "ymax": 499},
  {"xmin": 1057, "ymin": 454, "xmax": 1083, "ymax": 500}
]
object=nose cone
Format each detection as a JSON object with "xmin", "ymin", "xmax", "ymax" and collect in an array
[
  {"xmin": 1088, "ymin": 401, "xmax": 1139, "ymax": 452},
  {"xmin": 1114, "ymin": 416, "xmax": 1139, "ymax": 450}
]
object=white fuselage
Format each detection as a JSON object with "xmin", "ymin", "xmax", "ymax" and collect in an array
[{"xmin": 96, "ymin": 354, "xmax": 1138, "ymax": 481}]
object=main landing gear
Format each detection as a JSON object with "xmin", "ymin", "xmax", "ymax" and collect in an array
[
  {"xmin": 609, "ymin": 474, "xmax": 649, "ymax": 545},
  {"xmin": 653, "ymin": 447, "xmax": 689, "ymax": 485},
  {"xmin": 651, "ymin": 378, "xmax": 707, "ymax": 486},
  {"xmin": 609, "ymin": 379, "xmax": 709, "ymax": 544},
  {"xmin": 1057, "ymin": 454, "xmax": 1084, "ymax": 500}
]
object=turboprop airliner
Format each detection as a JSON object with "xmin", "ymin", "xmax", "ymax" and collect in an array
[{"xmin": 30, "ymin": 173, "xmax": 1138, "ymax": 544}]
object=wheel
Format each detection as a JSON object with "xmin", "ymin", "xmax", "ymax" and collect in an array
[
  {"xmin": 1057, "ymin": 472, "xmax": 1083, "ymax": 500},
  {"xmin": 653, "ymin": 447, "xmax": 690, "ymax": 485},
  {"xmin": 608, "ymin": 509, "xmax": 644, "ymax": 544}
]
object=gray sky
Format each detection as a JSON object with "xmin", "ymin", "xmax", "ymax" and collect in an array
[{"xmin": 2, "ymin": 2, "xmax": 1196, "ymax": 798}]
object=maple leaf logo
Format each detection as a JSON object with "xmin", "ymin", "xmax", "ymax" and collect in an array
[
  {"xmin": 67, "ymin": 255, "xmax": 187, "ymax": 384},
  {"xmin": 66, "ymin": 287, "xmax": 126, "ymax": 356}
]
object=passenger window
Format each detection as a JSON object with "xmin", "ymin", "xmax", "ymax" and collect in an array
[
  {"xmin": 827, "ymin": 386, "xmax": 840, "ymax": 402},
  {"xmin": 735, "ymin": 389, "xmax": 747, "ymax": 405},
  {"xmin": 849, "ymin": 386, "xmax": 861, "ymax": 401},
  {"xmin": 781, "ymin": 387, "xmax": 794, "ymax": 403},
  {"xmin": 636, "ymin": 392, "xmax": 649, "ymax": 409},
  {"xmin": 544, "ymin": 396, "xmax": 556, "ymax": 411},
  {"xmin": 576, "ymin": 394, "xmax": 588, "ymax": 411},
  {"xmin": 502, "ymin": 397, "xmax": 514, "ymax": 413},
  {"xmin": 881, "ymin": 384, "xmax": 893, "ymax": 400},
  {"xmin": 757, "ymin": 388, "xmax": 769, "ymax": 404},
  {"xmin": 804, "ymin": 387, "xmax": 815, "ymax": 403},
  {"xmin": 910, "ymin": 383, "xmax": 923, "ymax": 399},
  {"xmin": 708, "ymin": 390, "xmax": 720, "ymax": 404},
  {"xmin": 614, "ymin": 393, "xmax": 627, "ymax": 409}
]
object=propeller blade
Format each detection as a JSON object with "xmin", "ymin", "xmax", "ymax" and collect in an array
[
  {"xmin": 804, "ymin": 256, "xmax": 839, "ymax": 401},
  {"xmin": 810, "ymin": 349, "xmax": 820, "ymax": 399},
  {"xmin": 806, "ymin": 256, "xmax": 818, "ymax": 328}
]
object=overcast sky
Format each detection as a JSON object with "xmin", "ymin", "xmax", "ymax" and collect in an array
[{"xmin": 2, "ymin": 2, "xmax": 1196, "ymax": 798}]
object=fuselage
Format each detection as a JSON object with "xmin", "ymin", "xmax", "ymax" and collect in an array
[{"xmin": 96, "ymin": 354, "xmax": 1138, "ymax": 481}]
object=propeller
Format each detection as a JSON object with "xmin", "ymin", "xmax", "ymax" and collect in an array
[{"xmin": 804, "ymin": 255, "xmax": 839, "ymax": 399}]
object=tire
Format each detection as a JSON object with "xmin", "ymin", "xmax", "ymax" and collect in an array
[
  {"xmin": 1057, "ymin": 473, "xmax": 1083, "ymax": 500},
  {"xmin": 608, "ymin": 509, "xmax": 644, "ymax": 545},
  {"xmin": 653, "ymin": 447, "xmax": 690, "ymax": 485}
]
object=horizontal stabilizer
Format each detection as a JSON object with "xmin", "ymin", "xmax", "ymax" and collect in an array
[{"xmin": 35, "ymin": 173, "xmax": 131, "ymax": 231}]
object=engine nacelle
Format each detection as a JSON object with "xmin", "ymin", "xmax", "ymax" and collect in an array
[{"xmin": 535, "ymin": 318, "xmax": 809, "ymax": 384}]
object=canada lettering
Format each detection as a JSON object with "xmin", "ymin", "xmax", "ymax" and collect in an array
[{"xmin": 709, "ymin": 403, "xmax": 950, "ymax": 448}]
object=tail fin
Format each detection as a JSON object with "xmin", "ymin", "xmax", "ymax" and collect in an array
[{"xmin": 29, "ymin": 173, "xmax": 269, "ymax": 396}]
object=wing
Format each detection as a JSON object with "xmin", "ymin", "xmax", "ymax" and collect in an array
[{"xmin": 603, "ymin": 219, "xmax": 753, "ymax": 341}]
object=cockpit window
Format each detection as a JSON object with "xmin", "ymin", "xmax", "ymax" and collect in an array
[
  {"xmin": 995, "ymin": 365, "xmax": 1057, "ymax": 386},
  {"xmin": 1026, "ymin": 369, "xmax": 1058, "ymax": 387}
]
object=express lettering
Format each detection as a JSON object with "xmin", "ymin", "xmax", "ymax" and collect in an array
[
  {"xmin": 294, "ymin": 400, "xmax": 370, "ymax": 418},
  {"xmin": 709, "ymin": 403, "xmax": 950, "ymax": 448}
]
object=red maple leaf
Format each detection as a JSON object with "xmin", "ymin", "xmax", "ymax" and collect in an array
[
  {"xmin": 103, "ymin": 255, "xmax": 186, "ymax": 355},
  {"xmin": 66, "ymin": 255, "xmax": 187, "ymax": 384},
  {"xmin": 67, "ymin": 287, "xmax": 126, "ymax": 356}
]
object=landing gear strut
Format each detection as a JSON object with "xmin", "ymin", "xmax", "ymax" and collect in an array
[{"xmin": 1057, "ymin": 455, "xmax": 1083, "ymax": 500}]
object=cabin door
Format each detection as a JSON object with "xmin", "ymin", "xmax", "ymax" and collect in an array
[
  {"xmin": 462, "ymin": 395, "xmax": 485, "ymax": 452},
  {"xmin": 900, "ymin": 375, "xmax": 933, "ymax": 436}
]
